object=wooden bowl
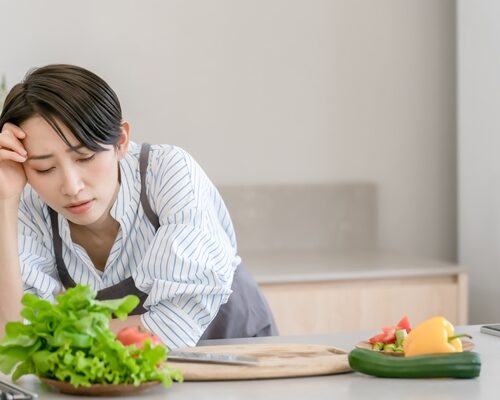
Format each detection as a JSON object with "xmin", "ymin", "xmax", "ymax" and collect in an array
[
  {"xmin": 39, "ymin": 377, "xmax": 161, "ymax": 396},
  {"xmin": 355, "ymin": 340, "xmax": 475, "ymax": 357}
]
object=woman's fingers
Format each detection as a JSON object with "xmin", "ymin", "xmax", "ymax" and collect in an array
[
  {"xmin": 0, "ymin": 124, "xmax": 28, "ymax": 159},
  {"xmin": 0, "ymin": 136, "xmax": 28, "ymax": 159},
  {"xmin": 2, "ymin": 122, "xmax": 26, "ymax": 139},
  {"xmin": 0, "ymin": 148, "xmax": 27, "ymax": 163}
]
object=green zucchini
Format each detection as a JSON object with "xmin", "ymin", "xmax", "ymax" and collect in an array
[{"xmin": 348, "ymin": 348, "xmax": 481, "ymax": 379}]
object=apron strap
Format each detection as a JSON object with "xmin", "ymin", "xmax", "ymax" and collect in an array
[{"xmin": 49, "ymin": 207, "xmax": 78, "ymax": 288}]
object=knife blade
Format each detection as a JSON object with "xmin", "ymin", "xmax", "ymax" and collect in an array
[{"xmin": 167, "ymin": 350, "xmax": 259, "ymax": 366}]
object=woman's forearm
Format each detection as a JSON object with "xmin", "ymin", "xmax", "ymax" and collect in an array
[{"xmin": 0, "ymin": 199, "xmax": 24, "ymax": 335}]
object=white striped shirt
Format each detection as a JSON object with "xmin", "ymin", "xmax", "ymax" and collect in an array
[{"xmin": 17, "ymin": 142, "xmax": 241, "ymax": 349}]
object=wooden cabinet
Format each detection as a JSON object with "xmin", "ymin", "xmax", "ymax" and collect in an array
[{"xmin": 259, "ymin": 273, "xmax": 468, "ymax": 336}]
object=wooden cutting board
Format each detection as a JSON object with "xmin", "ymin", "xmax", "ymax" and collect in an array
[{"xmin": 167, "ymin": 343, "xmax": 352, "ymax": 381}]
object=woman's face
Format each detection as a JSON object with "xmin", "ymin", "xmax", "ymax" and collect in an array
[{"xmin": 20, "ymin": 115, "xmax": 129, "ymax": 228}]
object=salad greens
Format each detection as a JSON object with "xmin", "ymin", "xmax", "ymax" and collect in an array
[{"xmin": 0, "ymin": 285, "xmax": 183, "ymax": 387}]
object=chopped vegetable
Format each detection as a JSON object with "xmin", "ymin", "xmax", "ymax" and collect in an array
[
  {"xmin": 395, "ymin": 329, "xmax": 407, "ymax": 345},
  {"xmin": 368, "ymin": 316, "xmax": 412, "ymax": 352},
  {"xmin": 396, "ymin": 316, "xmax": 411, "ymax": 332},
  {"xmin": 0, "ymin": 285, "xmax": 183, "ymax": 387},
  {"xmin": 372, "ymin": 342, "xmax": 384, "ymax": 351}
]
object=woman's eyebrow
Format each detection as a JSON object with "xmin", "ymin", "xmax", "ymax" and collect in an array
[{"xmin": 27, "ymin": 144, "xmax": 86, "ymax": 160}]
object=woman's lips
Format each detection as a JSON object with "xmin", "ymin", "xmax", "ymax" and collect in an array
[{"xmin": 65, "ymin": 200, "xmax": 94, "ymax": 215}]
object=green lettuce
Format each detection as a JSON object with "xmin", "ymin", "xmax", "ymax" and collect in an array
[{"xmin": 0, "ymin": 285, "xmax": 183, "ymax": 387}]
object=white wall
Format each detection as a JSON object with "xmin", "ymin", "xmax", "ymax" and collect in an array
[
  {"xmin": 458, "ymin": 0, "xmax": 500, "ymax": 323},
  {"xmin": 1, "ymin": 0, "xmax": 456, "ymax": 261}
]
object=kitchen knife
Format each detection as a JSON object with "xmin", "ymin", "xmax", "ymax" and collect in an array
[
  {"xmin": 168, "ymin": 350, "xmax": 259, "ymax": 366},
  {"xmin": 0, "ymin": 378, "xmax": 38, "ymax": 399}
]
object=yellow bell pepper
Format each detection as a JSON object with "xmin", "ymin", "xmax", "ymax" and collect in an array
[{"xmin": 403, "ymin": 316, "xmax": 470, "ymax": 357}]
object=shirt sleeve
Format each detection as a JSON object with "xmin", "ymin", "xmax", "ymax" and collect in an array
[
  {"xmin": 134, "ymin": 146, "xmax": 239, "ymax": 349},
  {"xmin": 18, "ymin": 188, "xmax": 62, "ymax": 301}
]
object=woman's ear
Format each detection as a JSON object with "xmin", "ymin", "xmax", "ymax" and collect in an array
[{"xmin": 116, "ymin": 121, "xmax": 130, "ymax": 160}]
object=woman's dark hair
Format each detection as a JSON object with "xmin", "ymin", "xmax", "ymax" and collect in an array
[{"xmin": 0, "ymin": 64, "xmax": 123, "ymax": 152}]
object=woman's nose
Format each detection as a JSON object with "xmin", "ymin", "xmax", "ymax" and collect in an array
[{"xmin": 60, "ymin": 168, "xmax": 84, "ymax": 197}]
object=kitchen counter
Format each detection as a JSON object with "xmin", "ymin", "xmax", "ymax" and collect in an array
[
  {"xmin": 243, "ymin": 251, "xmax": 468, "ymax": 334},
  {"xmin": 3, "ymin": 325, "xmax": 494, "ymax": 400},
  {"xmin": 243, "ymin": 250, "xmax": 466, "ymax": 284}
]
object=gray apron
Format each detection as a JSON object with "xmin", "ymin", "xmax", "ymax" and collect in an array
[{"xmin": 48, "ymin": 143, "xmax": 278, "ymax": 341}]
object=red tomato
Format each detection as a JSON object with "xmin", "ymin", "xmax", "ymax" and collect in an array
[
  {"xmin": 396, "ymin": 315, "xmax": 411, "ymax": 333},
  {"xmin": 381, "ymin": 327, "xmax": 397, "ymax": 343},
  {"xmin": 117, "ymin": 326, "xmax": 162, "ymax": 348},
  {"xmin": 368, "ymin": 333, "xmax": 386, "ymax": 344}
]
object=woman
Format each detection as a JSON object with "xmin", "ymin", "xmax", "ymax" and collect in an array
[{"xmin": 0, "ymin": 64, "xmax": 277, "ymax": 349}]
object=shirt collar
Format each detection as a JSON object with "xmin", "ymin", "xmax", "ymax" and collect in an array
[{"xmin": 110, "ymin": 152, "xmax": 137, "ymax": 223}]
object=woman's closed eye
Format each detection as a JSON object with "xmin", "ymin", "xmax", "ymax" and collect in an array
[
  {"xmin": 35, "ymin": 167, "xmax": 55, "ymax": 174},
  {"xmin": 33, "ymin": 154, "xmax": 96, "ymax": 174},
  {"xmin": 77, "ymin": 153, "xmax": 96, "ymax": 163}
]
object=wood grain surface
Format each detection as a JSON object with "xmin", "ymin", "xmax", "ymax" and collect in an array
[{"xmin": 167, "ymin": 343, "xmax": 352, "ymax": 381}]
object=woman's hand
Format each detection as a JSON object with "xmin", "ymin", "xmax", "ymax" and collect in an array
[{"xmin": 0, "ymin": 123, "xmax": 28, "ymax": 202}]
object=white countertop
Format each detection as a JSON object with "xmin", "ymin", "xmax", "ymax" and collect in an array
[
  {"xmin": 4, "ymin": 325, "xmax": 494, "ymax": 400},
  {"xmin": 242, "ymin": 250, "xmax": 466, "ymax": 284}
]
